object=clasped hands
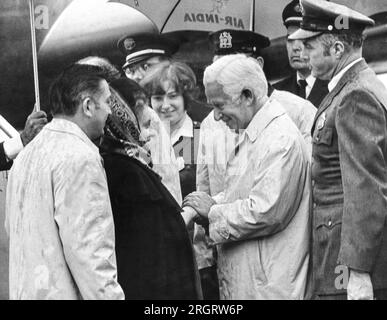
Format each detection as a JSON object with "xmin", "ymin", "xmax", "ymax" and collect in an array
[{"xmin": 181, "ymin": 191, "xmax": 216, "ymax": 228}]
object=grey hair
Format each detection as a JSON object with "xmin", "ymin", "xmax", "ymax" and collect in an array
[
  {"xmin": 77, "ymin": 56, "xmax": 122, "ymax": 82},
  {"xmin": 317, "ymin": 33, "xmax": 364, "ymax": 56},
  {"xmin": 203, "ymin": 54, "xmax": 268, "ymax": 101}
]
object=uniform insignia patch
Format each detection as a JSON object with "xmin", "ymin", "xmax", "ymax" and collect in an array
[
  {"xmin": 317, "ymin": 112, "xmax": 326, "ymax": 130},
  {"xmin": 219, "ymin": 31, "xmax": 232, "ymax": 49},
  {"xmin": 123, "ymin": 38, "xmax": 136, "ymax": 51}
]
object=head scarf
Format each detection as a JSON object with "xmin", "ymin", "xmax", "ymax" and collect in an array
[{"xmin": 102, "ymin": 78, "xmax": 152, "ymax": 167}]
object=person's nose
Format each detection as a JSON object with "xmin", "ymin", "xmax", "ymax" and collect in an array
[
  {"xmin": 161, "ymin": 96, "xmax": 172, "ymax": 111},
  {"xmin": 213, "ymin": 108, "xmax": 222, "ymax": 121},
  {"xmin": 133, "ymin": 69, "xmax": 144, "ymax": 83},
  {"xmin": 300, "ymin": 47, "xmax": 308, "ymax": 61}
]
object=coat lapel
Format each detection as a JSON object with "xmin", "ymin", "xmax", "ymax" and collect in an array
[{"xmin": 308, "ymin": 78, "xmax": 329, "ymax": 108}]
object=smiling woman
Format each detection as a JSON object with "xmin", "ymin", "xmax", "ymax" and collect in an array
[{"xmin": 141, "ymin": 61, "xmax": 201, "ymax": 199}]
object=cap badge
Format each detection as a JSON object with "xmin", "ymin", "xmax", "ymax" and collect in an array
[
  {"xmin": 317, "ymin": 112, "xmax": 326, "ymax": 130},
  {"xmin": 294, "ymin": 4, "xmax": 302, "ymax": 13},
  {"xmin": 219, "ymin": 31, "xmax": 232, "ymax": 49},
  {"xmin": 123, "ymin": 38, "xmax": 136, "ymax": 51}
]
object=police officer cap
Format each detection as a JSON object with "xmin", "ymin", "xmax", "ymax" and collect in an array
[
  {"xmin": 209, "ymin": 29, "xmax": 270, "ymax": 56},
  {"xmin": 282, "ymin": 0, "xmax": 303, "ymax": 28},
  {"xmin": 289, "ymin": 0, "xmax": 375, "ymax": 40},
  {"xmin": 117, "ymin": 33, "xmax": 179, "ymax": 69}
]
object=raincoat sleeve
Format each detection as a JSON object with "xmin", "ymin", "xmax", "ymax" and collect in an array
[
  {"xmin": 208, "ymin": 136, "xmax": 307, "ymax": 245},
  {"xmin": 53, "ymin": 154, "xmax": 124, "ymax": 300},
  {"xmin": 196, "ymin": 122, "xmax": 210, "ymax": 195}
]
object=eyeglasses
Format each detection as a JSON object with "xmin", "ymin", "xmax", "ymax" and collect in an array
[{"xmin": 123, "ymin": 62, "xmax": 150, "ymax": 78}]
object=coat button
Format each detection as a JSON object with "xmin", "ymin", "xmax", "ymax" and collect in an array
[
  {"xmin": 313, "ymin": 203, "xmax": 317, "ymax": 209},
  {"xmin": 328, "ymin": 220, "xmax": 332, "ymax": 227}
]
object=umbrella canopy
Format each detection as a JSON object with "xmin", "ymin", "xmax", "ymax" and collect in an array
[
  {"xmin": 38, "ymin": 0, "xmax": 158, "ymax": 73},
  {"xmin": 111, "ymin": 0, "xmax": 255, "ymax": 33},
  {"xmin": 111, "ymin": 0, "xmax": 294, "ymax": 39}
]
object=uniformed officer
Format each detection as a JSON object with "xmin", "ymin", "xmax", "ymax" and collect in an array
[
  {"xmin": 117, "ymin": 33, "xmax": 179, "ymax": 83},
  {"xmin": 290, "ymin": 0, "xmax": 387, "ymax": 300},
  {"xmin": 273, "ymin": 0, "xmax": 329, "ymax": 108}
]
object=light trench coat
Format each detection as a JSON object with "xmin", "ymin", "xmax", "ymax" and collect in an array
[
  {"xmin": 208, "ymin": 98, "xmax": 311, "ymax": 300},
  {"xmin": 5, "ymin": 119, "xmax": 124, "ymax": 300}
]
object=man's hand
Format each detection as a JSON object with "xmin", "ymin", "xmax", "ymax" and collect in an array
[
  {"xmin": 347, "ymin": 269, "xmax": 374, "ymax": 300},
  {"xmin": 181, "ymin": 206, "xmax": 199, "ymax": 228},
  {"xmin": 20, "ymin": 110, "xmax": 48, "ymax": 146},
  {"xmin": 183, "ymin": 191, "xmax": 216, "ymax": 219}
]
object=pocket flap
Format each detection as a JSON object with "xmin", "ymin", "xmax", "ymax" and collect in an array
[
  {"xmin": 313, "ymin": 127, "xmax": 333, "ymax": 146},
  {"xmin": 314, "ymin": 204, "xmax": 342, "ymax": 229}
]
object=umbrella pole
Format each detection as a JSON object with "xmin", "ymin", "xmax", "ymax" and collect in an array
[
  {"xmin": 250, "ymin": 0, "xmax": 255, "ymax": 32},
  {"xmin": 29, "ymin": 0, "xmax": 40, "ymax": 112}
]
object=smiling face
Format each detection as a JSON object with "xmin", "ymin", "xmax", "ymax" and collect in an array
[
  {"xmin": 302, "ymin": 36, "xmax": 337, "ymax": 81},
  {"xmin": 150, "ymin": 81, "xmax": 186, "ymax": 129},
  {"xmin": 286, "ymin": 25, "xmax": 310, "ymax": 72},
  {"xmin": 205, "ymin": 81, "xmax": 250, "ymax": 131}
]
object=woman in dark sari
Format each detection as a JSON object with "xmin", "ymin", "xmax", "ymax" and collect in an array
[{"xmin": 100, "ymin": 78, "xmax": 201, "ymax": 300}]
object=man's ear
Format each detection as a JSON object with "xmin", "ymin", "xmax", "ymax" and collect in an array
[
  {"xmin": 82, "ymin": 97, "xmax": 94, "ymax": 118},
  {"xmin": 256, "ymin": 56, "xmax": 264, "ymax": 69},
  {"xmin": 332, "ymin": 41, "xmax": 345, "ymax": 59},
  {"xmin": 241, "ymin": 88, "xmax": 254, "ymax": 105}
]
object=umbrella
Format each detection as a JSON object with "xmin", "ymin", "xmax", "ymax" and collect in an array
[
  {"xmin": 110, "ymin": 0, "xmax": 293, "ymax": 39},
  {"xmin": 38, "ymin": 0, "xmax": 158, "ymax": 73},
  {"xmin": 111, "ymin": 0, "xmax": 256, "ymax": 33}
]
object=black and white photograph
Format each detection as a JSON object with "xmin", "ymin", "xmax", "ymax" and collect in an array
[{"xmin": 1, "ymin": 0, "xmax": 387, "ymax": 303}]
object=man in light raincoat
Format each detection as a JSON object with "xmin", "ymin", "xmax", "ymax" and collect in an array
[
  {"xmin": 185, "ymin": 54, "xmax": 311, "ymax": 300},
  {"xmin": 5, "ymin": 64, "xmax": 124, "ymax": 300}
]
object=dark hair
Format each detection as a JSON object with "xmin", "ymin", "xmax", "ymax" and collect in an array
[
  {"xmin": 109, "ymin": 77, "xmax": 148, "ymax": 116},
  {"xmin": 49, "ymin": 63, "xmax": 107, "ymax": 116},
  {"xmin": 140, "ymin": 60, "xmax": 198, "ymax": 109}
]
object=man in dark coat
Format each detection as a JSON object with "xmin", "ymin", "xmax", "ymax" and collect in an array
[
  {"xmin": 290, "ymin": 0, "xmax": 387, "ymax": 300},
  {"xmin": 273, "ymin": 0, "xmax": 329, "ymax": 108},
  {"xmin": 0, "ymin": 111, "xmax": 47, "ymax": 171}
]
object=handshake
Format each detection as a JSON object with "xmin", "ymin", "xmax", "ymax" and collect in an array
[{"xmin": 181, "ymin": 191, "xmax": 216, "ymax": 229}]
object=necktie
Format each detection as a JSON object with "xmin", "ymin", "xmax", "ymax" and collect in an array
[{"xmin": 298, "ymin": 79, "xmax": 308, "ymax": 99}]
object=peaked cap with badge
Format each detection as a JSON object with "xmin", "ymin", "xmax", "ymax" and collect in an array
[
  {"xmin": 208, "ymin": 29, "xmax": 270, "ymax": 56},
  {"xmin": 282, "ymin": 0, "xmax": 303, "ymax": 28},
  {"xmin": 289, "ymin": 0, "xmax": 375, "ymax": 40},
  {"xmin": 117, "ymin": 33, "xmax": 179, "ymax": 69}
]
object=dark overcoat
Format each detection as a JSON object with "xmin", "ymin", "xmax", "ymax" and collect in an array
[
  {"xmin": 273, "ymin": 72, "xmax": 329, "ymax": 108},
  {"xmin": 101, "ymin": 147, "xmax": 201, "ymax": 300},
  {"xmin": 310, "ymin": 59, "xmax": 387, "ymax": 297},
  {"xmin": 0, "ymin": 142, "xmax": 12, "ymax": 171}
]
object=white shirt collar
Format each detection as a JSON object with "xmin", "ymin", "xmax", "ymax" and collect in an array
[
  {"xmin": 171, "ymin": 112, "xmax": 193, "ymax": 146},
  {"xmin": 297, "ymin": 72, "xmax": 316, "ymax": 88},
  {"xmin": 328, "ymin": 58, "xmax": 363, "ymax": 92}
]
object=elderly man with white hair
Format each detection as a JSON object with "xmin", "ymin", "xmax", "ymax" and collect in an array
[{"xmin": 184, "ymin": 54, "xmax": 311, "ymax": 300}]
